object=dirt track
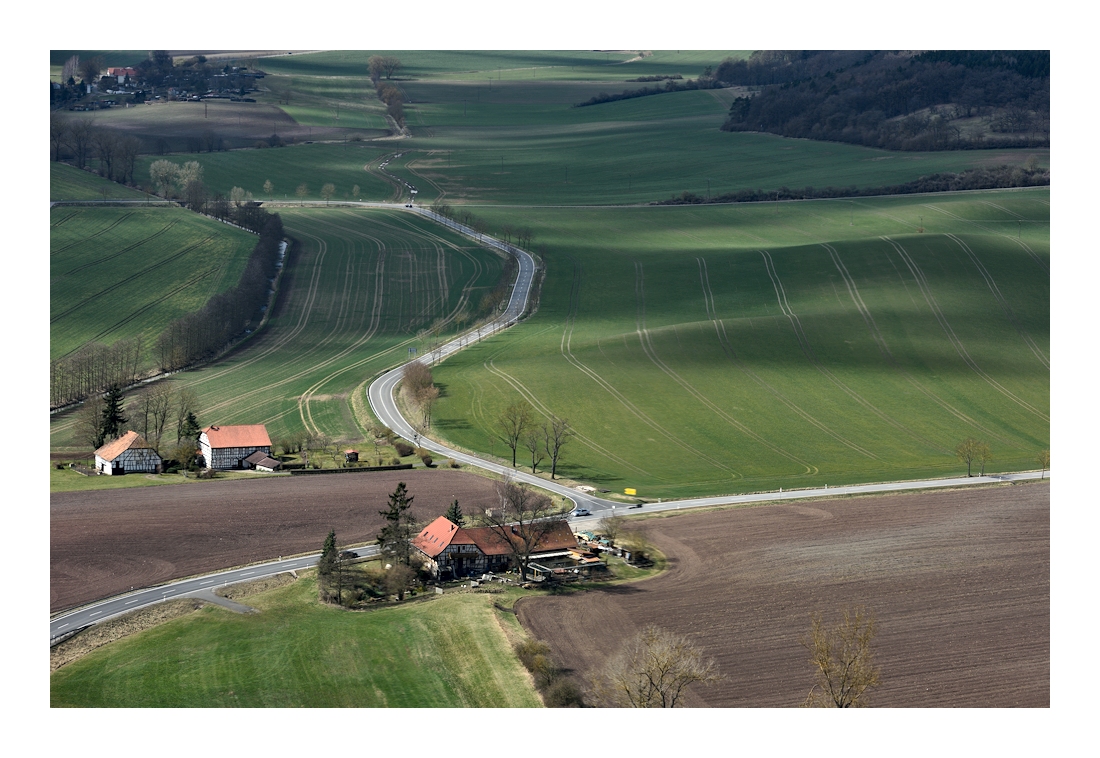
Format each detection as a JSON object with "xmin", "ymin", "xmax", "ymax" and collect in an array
[
  {"xmin": 51, "ymin": 470, "xmax": 501, "ymax": 613},
  {"xmin": 516, "ymin": 482, "xmax": 1049, "ymax": 707}
]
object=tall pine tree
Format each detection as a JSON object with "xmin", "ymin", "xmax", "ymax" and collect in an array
[
  {"xmin": 98, "ymin": 385, "xmax": 127, "ymax": 446},
  {"xmin": 377, "ymin": 482, "xmax": 416, "ymax": 566}
]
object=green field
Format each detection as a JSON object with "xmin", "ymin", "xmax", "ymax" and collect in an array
[
  {"xmin": 428, "ymin": 190, "xmax": 1049, "ymax": 498},
  {"xmin": 50, "ymin": 207, "xmax": 259, "ymax": 361},
  {"xmin": 128, "ymin": 98, "xmax": 1047, "ymax": 207},
  {"xmin": 50, "ymin": 576, "xmax": 541, "ymax": 707},
  {"xmin": 51, "ymin": 162, "xmax": 153, "ymax": 201},
  {"xmin": 50, "ymin": 207, "xmax": 505, "ymax": 450}
]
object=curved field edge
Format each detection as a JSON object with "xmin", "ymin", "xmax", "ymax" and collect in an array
[
  {"xmin": 515, "ymin": 481, "xmax": 1049, "ymax": 707},
  {"xmin": 50, "ymin": 575, "xmax": 542, "ymax": 708}
]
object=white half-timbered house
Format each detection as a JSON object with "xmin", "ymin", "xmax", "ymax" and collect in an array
[
  {"xmin": 199, "ymin": 424, "xmax": 272, "ymax": 470},
  {"xmin": 94, "ymin": 430, "xmax": 162, "ymax": 475}
]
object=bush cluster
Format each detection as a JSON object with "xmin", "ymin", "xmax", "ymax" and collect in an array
[
  {"xmin": 513, "ymin": 639, "xmax": 585, "ymax": 707},
  {"xmin": 393, "ymin": 441, "xmax": 414, "ymax": 457}
]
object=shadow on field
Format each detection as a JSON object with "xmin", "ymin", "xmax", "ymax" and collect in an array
[{"xmin": 434, "ymin": 418, "xmax": 472, "ymax": 430}]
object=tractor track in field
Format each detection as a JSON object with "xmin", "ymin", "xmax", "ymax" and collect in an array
[
  {"xmin": 881, "ymin": 236, "xmax": 1049, "ymax": 423},
  {"xmin": 696, "ymin": 256, "xmax": 868, "ymax": 463},
  {"xmin": 57, "ymin": 267, "xmax": 219, "ymax": 361},
  {"xmin": 632, "ymin": 262, "xmax": 764, "ymax": 478},
  {"xmin": 923, "ymin": 203, "xmax": 1049, "ymax": 275},
  {"xmin": 944, "ymin": 233, "xmax": 1049, "ymax": 370},
  {"xmin": 51, "ymin": 235, "xmax": 216, "ymax": 324},
  {"xmin": 759, "ymin": 249, "xmax": 942, "ymax": 452},
  {"xmin": 822, "ymin": 243, "xmax": 1010, "ymax": 448},
  {"xmin": 60, "ymin": 220, "xmax": 181, "ymax": 276},
  {"xmin": 51, "ymin": 212, "xmax": 136, "ymax": 254},
  {"xmin": 482, "ymin": 350, "xmax": 651, "ymax": 478},
  {"xmin": 557, "ymin": 254, "xmax": 711, "ymax": 479}
]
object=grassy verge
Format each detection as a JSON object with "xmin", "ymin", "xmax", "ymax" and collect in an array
[
  {"xmin": 50, "ymin": 572, "xmax": 542, "ymax": 707},
  {"xmin": 49, "ymin": 464, "xmax": 288, "ymax": 493}
]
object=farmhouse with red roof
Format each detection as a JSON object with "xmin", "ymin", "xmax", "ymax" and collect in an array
[
  {"xmin": 413, "ymin": 515, "xmax": 578, "ymax": 578},
  {"xmin": 93, "ymin": 430, "xmax": 162, "ymax": 475},
  {"xmin": 199, "ymin": 424, "xmax": 272, "ymax": 470}
]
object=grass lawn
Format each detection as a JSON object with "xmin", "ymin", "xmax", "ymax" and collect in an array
[
  {"xmin": 48, "ymin": 464, "xmax": 288, "ymax": 493},
  {"xmin": 50, "ymin": 575, "xmax": 542, "ymax": 707}
]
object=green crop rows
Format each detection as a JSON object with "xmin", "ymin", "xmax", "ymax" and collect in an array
[{"xmin": 50, "ymin": 206, "xmax": 258, "ymax": 361}]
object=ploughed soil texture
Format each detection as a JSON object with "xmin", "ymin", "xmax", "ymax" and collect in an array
[
  {"xmin": 517, "ymin": 482, "xmax": 1049, "ymax": 707},
  {"xmin": 51, "ymin": 470, "xmax": 501, "ymax": 613}
]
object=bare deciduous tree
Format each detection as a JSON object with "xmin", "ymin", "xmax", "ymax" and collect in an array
[
  {"xmin": 955, "ymin": 437, "xmax": 981, "ymax": 477},
  {"xmin": 801, "ymin": 606, "xmax": 880, "ymax": 708},
  {"xmin": 976, "ymin": 441, "xmax": 992, "ymax": 476},
  {"xmin": 542, "ymin": 415, "xmax": 573, "ymax": 479},
  {"xmin": 321, "ymin": 182, "xmax": 335, "ymax": 204},
  {"xmin": 496, "ymin": 402, "xmax": 532, "ymax": 467},
  {"xmin": 479, "ymin": 477, "xmax": 569, "ymax": 582},
  {"xmin": 1037, "ymin": 449, "xmax": 1049, "ymax": 479},
  {"xmin": 597, "ymin": 514, "xmax": 626, "ymax": 544},
  {"xmin": 295, "ymin": 183, "xmax": 309, "ymax": 205},
  {"xmin": 588, "ymin": 625, "xmax": 720, "ymax": 708},
  {"xmin": 523, "ymin": 427, "xmax": 544, "ymax": 473}
]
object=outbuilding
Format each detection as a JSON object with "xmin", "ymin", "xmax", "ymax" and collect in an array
[
  {"xmin": 199, "ymin": 424, "xmax": 272, "ymax": 470},
  {"xmin": 93, "ymin": 431, "xmax": 162, "ymax": 475}
]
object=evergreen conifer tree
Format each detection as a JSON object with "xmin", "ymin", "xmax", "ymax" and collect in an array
[
  {"xmin": 99, "ymin": 385, "xmax": 127, "ymax": 446},
  {"xmin": 445, "ymin": 498, "xmax": 465, "ymax": 528}
]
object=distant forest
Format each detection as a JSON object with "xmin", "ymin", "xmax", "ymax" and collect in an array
[{"xmin": 719, "ymin": 51, "xmax": 1049, "ymax": 150}]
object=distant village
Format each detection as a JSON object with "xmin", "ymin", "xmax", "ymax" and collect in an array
[{"xmin": 51, "ymin": 53, "xmax": 266, "ymax": 111}]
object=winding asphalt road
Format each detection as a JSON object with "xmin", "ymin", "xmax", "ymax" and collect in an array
[{"xmin": 50, "ymin": 203, "xmax": 1049, "ymax": 642}]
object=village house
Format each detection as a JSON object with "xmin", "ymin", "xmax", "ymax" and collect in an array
[
  {"xmin": 199, "ymin": 424, "xmax": 272, "ymax": 470},
  {"xmin": 93, "ymin": 430, "xmax": 162, "ymax": 475},
  {"xmin": 412, "ymin": 516, "xmax": 579, "ymax": 579}
]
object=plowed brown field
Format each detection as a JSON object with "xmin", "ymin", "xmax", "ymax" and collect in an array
[
  {"xmin": 517, "ymin": 482, "xmax": 1049, "ymax": 707},
  {"xmin": 51, "ymin": 470, "xmax": 501, "ymax": 613}
]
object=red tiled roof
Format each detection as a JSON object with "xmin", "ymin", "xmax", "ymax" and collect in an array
[
  {"xmin": 461, "ymin": 520, "xmax": 577, "ymax": 557},
  {"xmin": 412, "ymin": 516, "xmax": 460, "ymax": 558},
  {"xmin": 94, "ymin": 430, "xmax": 155, "ymax": 462},
  {"xmin": 203, "ymin": 424, "xmax": 271, "ymax": 449}
]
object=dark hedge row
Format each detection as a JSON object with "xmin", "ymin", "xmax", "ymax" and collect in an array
[
  {"xmin": 155, "ymin": 210, "xmax": 284, "ymax": 371},
  {"xmin": 654, "ymin": 164, "xmax": 1049, "ymax": 206}
]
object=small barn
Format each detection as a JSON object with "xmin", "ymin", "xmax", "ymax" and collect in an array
[
  {"xmin": 344, "ymin": 450, "xmax": 359, "ymax": 464},
  {"xmin": 243, "ymin": 450, "xmax": 282, "ymax": 472},
  {"xmin": 199, "ymin": 424, "xmax": 272, "ymax": 470},
  {"xmin": 93, "ymin": 431, "xmax": 162, "ymax": 476}
]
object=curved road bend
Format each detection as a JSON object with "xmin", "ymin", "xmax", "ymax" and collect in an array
[{"xmin": 51, "ymin": 205, "xmax": 1049, "ymax": 641}]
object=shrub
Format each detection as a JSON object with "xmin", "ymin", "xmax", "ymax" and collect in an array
[
  {"xmin": 543, "ymin": 678, "xmax": 585, "ymax": 708},
  {"xmin": 514, "ymin": 639, "xmax": 552, "ymax": 672},
  {"xmin": 390, "ymin": 457, "xmax": 401, "ymax": 465},
  {"xmin": 448, "ymin": 459, "xmax": 460, "ymax": 469},
  {"xmin": 416, "ymin": 448, "xmax": 433, "ymax": 466},
  {"xmin": 394, "ymin": 441, "xmax": 414, "ymax": 457}
]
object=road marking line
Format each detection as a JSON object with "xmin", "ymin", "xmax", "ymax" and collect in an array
[
  {"xmin": 89, "ymin": 611, "xmax": 101, "ymax": 617},
  {"xmin": 242, "ymin": 571, "xmax": 255, "ymax": 576},
  {"xmin": 200, "ymin": 580, "xmax": 214, "ymax": 585},
  {"xmin": 125, "ymin": 598, "xmax": 140, "ymax": 604},
  {"xmin": 58, "ymin": 624, "xmax": 69, "ymax": 630}
]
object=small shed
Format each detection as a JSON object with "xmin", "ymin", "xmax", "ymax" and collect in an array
[
  {"xmin": 344, "ymin": 450, "xmax": 359, "ymax": 463},
  {"xmin": 243, "ymin": 450, "xmax": 282, "ymax": 472}
]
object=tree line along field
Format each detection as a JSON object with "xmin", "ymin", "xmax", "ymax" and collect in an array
[
  {"xmin": 49, "ymin": 207, "xmax": 506, "ymax": 451},
  {"xmin": 112, "ymin": 95, "xmax": 1048, "ymax": 207},
  {"xmin": 430, "ymin": 189, "xmax": 1048, "ymax": 498},
  {"xmin": 50, "ymin": 206, "xmax": 258, "ymax": 363}
]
